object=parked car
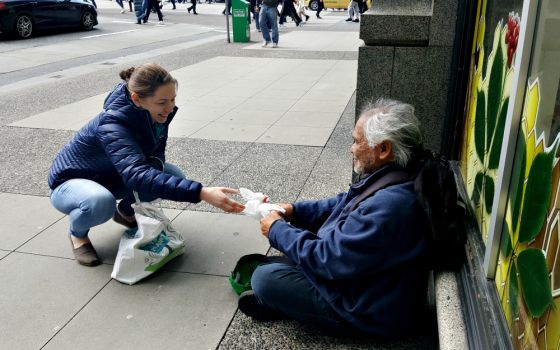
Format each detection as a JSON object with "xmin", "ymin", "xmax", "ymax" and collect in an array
[
  {"xmin": 0, "ymin": 0, "xmax": 97, "ymax": 39},
  {"xmin": 305, "ymin": 0, "xmax": 370, "ymax": 11}
]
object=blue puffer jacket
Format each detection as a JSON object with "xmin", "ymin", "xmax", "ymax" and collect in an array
[
  {"xmin": 269, "ymin": 163, "xmax": 430, "ymax": 336},
  {"xmin": 48, "ymin": 82, "xmax": 202, "ymax": 203}
]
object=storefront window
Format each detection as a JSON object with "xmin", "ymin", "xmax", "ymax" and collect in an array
[
  {"xmin": 493, "ymin": 0, "xmax": 560, "ymax": 347},
  {"xmin": 460, "ymin": 0, "xmax": 523, "ymax": 244}
]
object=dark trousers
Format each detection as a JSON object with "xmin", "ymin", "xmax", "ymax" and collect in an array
[
  {"xmin": 279, "ymin": 1, "xmax": 301, "ymax": 25},
  {"xmin": 144, "ymin": 0, "xmax": 163, "ymax": 21},
  {"xmin": 316, "ymin": 0, "xmax": 323, "ymax": 16},
  {"xmin": 188, "ymin": 0, "xmax": 197, "ymax": 13},
  {"xmin": 251, "ymin": 259, "xmax": 358, "ymax": 335}
]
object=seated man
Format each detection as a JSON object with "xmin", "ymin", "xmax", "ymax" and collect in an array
[{"xmin": 238, "ymin": 98, "xmax": 431, "ymax": 337}]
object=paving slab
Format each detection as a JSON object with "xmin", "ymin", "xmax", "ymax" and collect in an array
[
  {"xmin": 244, "ymin": 31, "xmax": 363, "ymax": 51},
  {"xmin": 226, "ymin": 143, "xmax": 322, "ymax": 176},
  {"xmin": 219, "ymin": 312, "xmax": 435, "ymax": 350},
  {"xmin": 257, "ymin": 124, "xmax": 334, "ymax": 146},
  {"xmin": 17, "ymin": 208, "xmax": 182, "ymax": 264},
  {"xmin": 42, "ymin": 272, "xmax": 238, "ymax": 350},
  {"xmin": 9, "ymin": 57, "xmax": 355, "ymax": 147},
  {"xmin": 0, "ymin": 252, "xmax": 112, "ymax": 350},
  {"xmin": 0, "ymin": 193, "xmax": 65, "ymax": 250},
  {"xmin": 164, "ymin": 211, "xmax": 268, "ymax": 275}
]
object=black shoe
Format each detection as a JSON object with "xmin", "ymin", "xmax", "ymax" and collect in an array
[
  {"xmin": 136, "ymin": 19, "xmax": 142, "ymax": 24},
  {"xmin": 305, "ymin": 15, "xmax": 309, "ymax": 21},
  {"xmin": 316, "ymin": 15, "xmax": 322, "ymax": 18},
  {"xmin": 187, "ymin": 7, "xmax": 191, "ymax": 12},
  {"xmin": 238, "ymin": 291, "xmax": 284, "ymax": 321},
  {"xmin": 193, "ymin": 11, "xmax": 198, "ymax": 14},
  {"xmin": 113, "ymin": 204, "xmax": 137, "ymax": 228},
  {"xmin": 353, "ymin": 18, "xmax": 359, "ymax": 22},
  {"xmin": 345, "ymin": 17, "xmax": 352, "ymax": 21}
]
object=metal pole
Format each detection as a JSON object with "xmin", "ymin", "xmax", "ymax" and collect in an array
[{"xmin": 226, "ymin": 0, "xmax": 231, "ymax": 43}]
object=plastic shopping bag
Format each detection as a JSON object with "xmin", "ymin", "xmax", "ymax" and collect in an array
[
  {"xmin": 240, "ymin": 187, "xmax": 285, "ymax": 220},
  {"xmin": 111, "ymin": 193, "xmax": 185, "ymax": 285}
]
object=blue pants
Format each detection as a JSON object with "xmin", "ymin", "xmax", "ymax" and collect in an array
[
  {"xmin": 50, "ymin": 163, "xmax": 184, "ymax": 238},
  {"xmin": 251, "ymin": 259, "xmax": 356, "ymax": 334},
  {"xmin": 259, "ymin": 4, "xmax": 279, "ymax": 44}
]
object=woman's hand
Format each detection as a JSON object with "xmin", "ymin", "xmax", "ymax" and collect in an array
[{"xmin": 200, "ymin": 187, "xmax": 245, "ymax": 213}]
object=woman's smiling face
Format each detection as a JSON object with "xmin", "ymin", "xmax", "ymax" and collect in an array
[{"xmin": 132, "ymin": 83, "xmax": 177, "ymax": 124}]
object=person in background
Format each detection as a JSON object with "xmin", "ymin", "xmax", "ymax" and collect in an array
[
  {"xmin": 238, "ymin": 99, "xmax": 431, "ymax": 337},
  {"xmin": 144, "ymin": 0, "xmax": 165, "ymax": 24},
  {"xmin": 258, "ymin": 0, "xmax": 279, "ymax": 47},
  {"xmin": 279, "ymin": 0, "xmax": 303, "ymax": 27},
  {"xmin": 296, "ymin": 0, "xmax": 309, "ymax": 22},
  {"xmin": 48, "ymin": 63, "xmax": 245, "ymax": 267},
  {"xmin": 346, "ymin": 0, "xmax": 360, "ymax": 22},
  {"xmin": 187, "ymin": 0, "xmax": 197, "ymax": 14},
  {"xmin": 315, "ymin": 0, "xmax": 324, "ymax": 18}
]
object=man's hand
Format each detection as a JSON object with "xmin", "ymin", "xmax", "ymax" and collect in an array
[
  {"xmin": 277, "ymin": 203, "xmax": 294, "ymax": 221},
  {"xmin": 260, "ymin": 210, "xmax": 283, "ymax": 238},
  {"xmin": 200, "ymin": 187, "xmax": 245, "ymax": 213}
]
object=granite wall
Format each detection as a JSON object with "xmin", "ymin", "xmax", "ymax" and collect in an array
[{"xmin": 356, "ymin": 0, "xmax": 458, "ymax": 153}]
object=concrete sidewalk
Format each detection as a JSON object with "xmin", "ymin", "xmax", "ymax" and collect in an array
[{"xmin": 0, "ymin": 14, "xmax": 436, "ymax": 350}]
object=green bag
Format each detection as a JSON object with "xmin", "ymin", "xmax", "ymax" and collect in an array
[{"xmin": 229, "ymin": 254, "xmax": 270, "ymax": 295}]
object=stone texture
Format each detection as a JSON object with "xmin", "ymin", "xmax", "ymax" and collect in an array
[
  {"xmin": 430, "ymin": 0, "xmax": 459, "ymax": 47},
  {"xmin": 356, "ymin": 46, "xmax": 394, "ymax": 116},
  {"xmin": 436, "ymin": 272, "xmax": 468, "ymax": 350},
  {"xmin": 360, "ymin": 14, "xmax": 431, "ymax": 46},
  {"xmin": 391, "ymin": 46, "xmax": 453, "ymax": 151}
]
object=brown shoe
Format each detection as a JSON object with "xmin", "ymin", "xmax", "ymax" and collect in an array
[
  {"xmin": 69, "ymin": 235, "xmax": 101, "ymax": 266},
  {"xmin": 113, "ymin": 205, "xmax": 137, "ymax": 228}
]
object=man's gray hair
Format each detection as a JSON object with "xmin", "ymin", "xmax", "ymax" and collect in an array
[{"xmin": 360, "ymin": 98, "xmax": 423, "ymax": 168}]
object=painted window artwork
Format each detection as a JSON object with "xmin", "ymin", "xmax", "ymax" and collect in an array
[
  {"xmin": 494, "ymin": 0, "xmax": 560, "ymax": 347},
  {"xmin": 460, "ymin": 0, "xmax": 523, "ymax": 243}
]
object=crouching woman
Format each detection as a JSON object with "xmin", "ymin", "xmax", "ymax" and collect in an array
[{"xmin": 48, "ymin": 63, "xmax": 244, "ymax": 266}]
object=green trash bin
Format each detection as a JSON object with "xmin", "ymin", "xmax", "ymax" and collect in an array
[{"xmin": 232, "ymin": 0, "xmax": 250, "ymax": 42}]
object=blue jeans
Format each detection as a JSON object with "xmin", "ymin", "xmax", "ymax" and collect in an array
[
  {"xmin": 259, "ymin": 5, "xmax": 278, "ymax": 44},
  {"xmin": 50, "ymin": 163, "xmax": 184, "ymax": 238},
  {"xmin": 251, "ymin": 259, "xmax": 356, "ymax": 335}
]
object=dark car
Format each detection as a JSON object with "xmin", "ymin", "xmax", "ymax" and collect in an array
[{"xmin": 0, "ymin": 0, "xmax": 97, "ymax": 39}]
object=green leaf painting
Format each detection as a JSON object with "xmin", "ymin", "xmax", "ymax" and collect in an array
[
  {"xmin": 508, "ymin": 261, "xmax": 518, "ymax": 318},
  {"xmin": 471, "ymin": 21, "xmax": 511, "ymax": 225},
  {"xmin": 484, "ymin": 174, "xmax": 494, "ymax": 214},
  {"xmin": 489, "ymin": 96, "xmax": 509, "ymax": 169},
  {"xmin": 518, "ymin": 150, "xmax": 555, "ymax": 243},
  {"xmin": 499, "ymin": 221, "xmax": 512, "ymax": 258},
  {"xmin": 517, "ymin": 248, "xmax": 553, "ymax": 317},
  {"xmin": 475, "ymin": 88, "xmax": 487, "ymax": 162},
  {"xmin": 509, "ymin": 132, "xmax": 526, "ymax": 234}
]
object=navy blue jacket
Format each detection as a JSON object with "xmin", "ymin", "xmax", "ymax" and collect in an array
[
  {"xmin": 48, "ymin": 83, "xmax": 202, "ymax": 203},
  {"xmin": 269, "ymin": 164, "xmax": 430, "ymax": 336}
]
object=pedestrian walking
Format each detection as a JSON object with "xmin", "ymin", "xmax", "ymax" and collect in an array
[
  {"xmin": 296, "ymin": 0, "xmax": 309, "ymax": 22},
  {"xmin": 115, "ymin": 0, "xmax": 126, "ymax": 13},
  {"xmin": 144, "ymin": 0, "xmax": 164, "ymax": 24},
  {"xmin": 187, "ymin": 0, "xmax": 197, "ymax": 14},
  {"xmin": 258, "ymin": 0, "xmax": 279, "ymax": 47},
  {"xmin": 279, "ymin": 0, "xmax": 303, "ymax": 27},
  {"xmin": 346, "ymin": 0, "xmax": 360, "ymax": 22},
  {"xmin": 316, "ymin": 0, "xmax": 323, "ymax": 18}
]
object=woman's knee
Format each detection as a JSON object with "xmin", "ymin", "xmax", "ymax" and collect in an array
[{"xmin": 80, "ymin": 191, "xmax": 116, "ymax": 222}]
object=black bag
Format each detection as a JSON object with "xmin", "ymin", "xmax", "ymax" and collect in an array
[{"xmin": 350, "ymin": 150, "xmax": 467, "ymax": 271}]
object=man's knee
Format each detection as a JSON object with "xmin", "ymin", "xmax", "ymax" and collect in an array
[{"xmin": 251, "ymin": 262, "xmax": 288, "ymax": 299}]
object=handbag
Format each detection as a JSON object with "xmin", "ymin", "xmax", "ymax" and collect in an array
[{"xmin": 111, "ymin": 192, "xmax": 185, "ymax": 285}]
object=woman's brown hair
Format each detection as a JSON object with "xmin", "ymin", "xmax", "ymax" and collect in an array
[{"xmin": 119, "ymin": 63, "xmax": 178, "ymax": 99}]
